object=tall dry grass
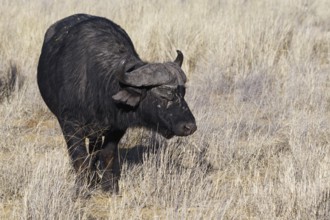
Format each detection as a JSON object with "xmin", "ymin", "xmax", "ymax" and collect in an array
[{"xmin": 0, "ymin": 0, "xmax": 329, "ymax": 219}]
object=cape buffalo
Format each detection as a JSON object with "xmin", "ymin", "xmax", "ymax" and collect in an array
[{"xmin": 37, "ymin": 14, "xmax": 197, "ymax": 193}]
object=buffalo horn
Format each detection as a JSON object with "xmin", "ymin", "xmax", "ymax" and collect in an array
[
  {"xmin": 174, "ymin": 50, "xmax": 183, "ymax": 67},
  {"xmin": 119, "ymin": 64, "xmax": 173, "ymax": 87}
]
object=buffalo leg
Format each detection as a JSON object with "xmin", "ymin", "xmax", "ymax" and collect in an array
[
  {"xmin": 59, "ymin": 120, "xmax": 92, "ymax": 183},
  {"xmin": 86, "ymin": 136, "xmax": 104, "ymax": 187},
  {"xmin": 96, "ymin": 130, "xmax": 124, "ymax": 193}
]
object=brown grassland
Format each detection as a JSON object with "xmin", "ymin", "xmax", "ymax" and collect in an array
[{"xmin": 0, "ymin": 0, "xmax": 330, "ymax": 219}]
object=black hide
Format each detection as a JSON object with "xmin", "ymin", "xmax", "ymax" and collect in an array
[{"xmin": 37, "ymin": 14, "xmax": 196, "ymax": 193}]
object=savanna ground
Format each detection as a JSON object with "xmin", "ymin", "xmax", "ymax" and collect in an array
[{"xmin": 0, "ymin": 0, "xmax": 330, "ymax": 219}]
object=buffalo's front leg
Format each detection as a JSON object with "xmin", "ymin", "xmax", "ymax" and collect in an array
[
  {"xmin": 96, "ymin": 130, "xmax": 124, "ymax": 193},
  {"xmin": 59, "ymin": 120, "xmax": 93, "ymax": 183}
]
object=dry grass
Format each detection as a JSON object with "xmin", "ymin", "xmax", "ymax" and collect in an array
[{"xmin": 1, "ymin": 0, "xmax": 330, "ymax": 219}]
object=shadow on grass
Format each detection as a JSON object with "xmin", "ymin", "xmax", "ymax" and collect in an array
[
  {"xmin": 119, "ymin": 140, "xmax": 215, "ymax": 174},
  {"xmin": 119, "ymin": 143, "xmax": 161, "ymax": 166}
]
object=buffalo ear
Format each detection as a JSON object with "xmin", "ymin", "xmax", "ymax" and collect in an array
[
  {"xmin": 112, "ymin": 89, "xmax": 141, "ymax": 107},
  {"xmin": 174, "ymin": 50, "xmax": 184, "ymax": 67}
]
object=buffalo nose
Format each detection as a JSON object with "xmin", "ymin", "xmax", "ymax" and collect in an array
[{"xmin": 182, "ymin": 122, "xmax": 197, "ymax": 135}]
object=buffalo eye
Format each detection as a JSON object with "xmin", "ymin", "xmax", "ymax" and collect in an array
[{"xmin": 166, "ymin": 101, "xmax": 173, "ymax": 109}]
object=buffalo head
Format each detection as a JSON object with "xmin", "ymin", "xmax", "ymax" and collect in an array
[{"xmin": 113, "ymin": 50, "xmax": 197, "ymax": 138}]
